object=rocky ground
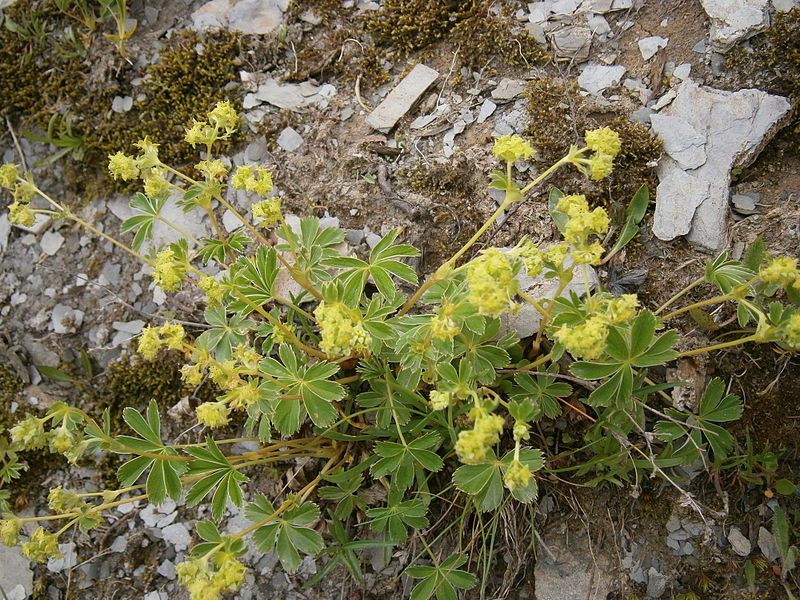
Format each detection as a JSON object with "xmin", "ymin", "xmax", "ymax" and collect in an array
[{"xmin": 0, "ymin": 0, "xmax": 799, "ymax": 598}]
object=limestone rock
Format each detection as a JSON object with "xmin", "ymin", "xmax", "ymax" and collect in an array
[
  {"xmin": 700, "ymin": 0, "xmax": 769, "ymax": 51},
  {"xmin": 191, "ymin": 0, "xmax": 288, "ymax": 35},
  {"xmin": 277, "ymin": 127, "xmax": 304, "ymax": 152},
  {"xmin": 366, "ymin": 64, "xmax": 439, "ymax": 133},
  {"xmin": 652, "ymin": 79, "xmax": 791, "ymax": 248},
  {"xmin": 638, "ymin": 36, "xmax": 668, "ymax": 60},
  {"xmin": 577, "ymin": 63, "xmax": 626, "ymax": 95},
  {"xmin": 650, "ymin": 114, "xmax": 707, "ymax": 170},
  {"xmin": 535, "ymin": 526, "xmax": 614, "ymax": 600},
  {"xmin": 0, "ymin": 545, "xmax": 33, "ymax": 600},
  {"xmin": 728, "ymin": 527, "xmax": 752, "ymax": 557},
  {"xmin": 549, "ymin": 25, "xmax": 592, "ymax": 60}
]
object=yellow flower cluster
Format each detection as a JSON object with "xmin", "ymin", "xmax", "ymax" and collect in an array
[
  {"xmin": 9, "ymin": 415, "xmax": 47, "ymax": 450},
  {"xmin": 108, "ymin": 151, "xmax": 141, "ymax": 181},
  {"xmin": 428, "ymin": 390, "xmax": 453, "ymax": 411},
  {"xmin": 196, "ymin": 401, "xmax": 231, "ymax": 428},
  {"xmin": 492, "ymin": 135, "xmax": 535, "ymax": 163},
  {"xmin": 455, "ymin": 407, "xmax": 505, "ymax": 464},
  {"xmin": 604, "ymin": 294, "xmax": 639, "ymax": 324},
  {"xmin": 176, "ymin": 553, "xmax": 245, "ymax": 600},
  {"xmin": 556, "ymin": 194, "xmax": 610, "ymax": 265},
  {"xmin": 9, "ymin": 200, "xmax": 35, "ymax": 227},
  {"xmin": 0, "ymin": 163, "xmax": 19, "ymax": 189},
  {"xmin": 134, "ymin": 138, "xmax": 160, "ymax": 169},
  {"xmin": 137, "ymin": 323, "xmax": 186, "ymax": 360},
  {"xmin": 545, "ymin": 243, "xmax": 569, "ymax": 268},
  {"xmin": 198, "ymin": 275, "xmax": 224, "ymax": 305},
  {"xmin": 503, "ymin": 459, "xmax": 531, "ymax": 492},
  {"xmin": 513, "ymin": 421, "xmax": 530, "ymax": 442},
  {"xmin": 21, "ymin": 527, "xmax": 61, "ymax": 563},
  {"xmin": 759, "ymin": 257, "xmax": 799, "ymax": 288},
  {"xmin": 143, "ymin": 168, "xmax": 171, "ymax": 199},
  {"xmin": 181, "ymin": 362, "xmax": 204, "ymax": 385},
  {"xmin": 553, "ymin": 316, "xmax": 609, "ymax": 360},
  {"xmin": 430, "ymin": 313, "xmax": 459, "ymax": 340},
  {"xmin": 48, "ymin": 486, "xmax": 83, "ymax": 513},
  {"xmin": 314, "ymin": 301, "xmax": 372, "ymax": 358},
  {"xmin": 514, "ymin": 239, "xmax": 545, "ymax": 278},
  {"xmin": 207, "ymin": 101, "xmax": 240, "ymax": 136},
  {"xmin": 223, "ymin": 379, "xmax": 261, "ymax": 410},
  {"xmin": 152, "ymin": 247, "xmax": 187, "ymax": 291},
  {"xmin": 49, "ymin": 426, "xmax": 75, "ymax": 454},
  {"xmin": 780, "ymin": 314, "xmax": 800, "ymax": 349},
  {"xmin": 231, "ymin": 165, "xmax": 274, "ymax": 196},
  {"xmin": 252, "ymin": 197, "xmax": 282, "ymax": 227},
  {"xmin": 585, "ymin": 127, "xmax": 622, "ymax": 157},
  {"xmin": 196, "ymin": 159, "xmax": 229, "ymax": 182},
  {"xmin": 466, "ymin": 249, "xmax": 518, "ymax": 317},
  {"xmin": 1, "ymin": 519, "xmax": 20, "ymax": 545},
  {"xmin": 2, "ymin": 167, "xmax": 37, "ymax": 227},
  {"xmin": 185, "ymin": 101, "xmax": 240, "ymax": 149}
]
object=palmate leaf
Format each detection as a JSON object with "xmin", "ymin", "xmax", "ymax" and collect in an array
[
  {"xmin": 260, "ymin": 345, "xmax": 345, "ymax": 435},
  {"xmin": 453, "ymin": 318, "xmax": 510, "ymax": 384},
  {"xmin": 276, "ymin": 216, "xmax": 345, "ymax": 285},
  {"xmin": 365, "ymin": 490, "xmax": 428, "ymax": 542},
  {"xmin": 371, "ymin": 432, "xmax": 444, "ymax": 491},
  {"xmin": 195, "ymin": 306, "xmax": 256, "ymax": 361},
  {"xmin": 318, "ymin": 473, "xmax": 366, "ymax": 520},
  {"xmin": 115, "ymin": 400, "xmax": 188, "ymax": 505},
  {"xmin": 227, "ymin": 246, "xmax": 279, "ymax": 315},
  {"xmin": 197, "ymin": 230, "xmax": 251, "ymax": 264},
  {"xmin": 406, "ymin": 553, "xmax": 477, "ymax": 600},
  {"xmin": 452, "ymin": 448, "xmax": 545, "ymax": 512},
  {"xmin": 511, "ymin": 364, "xmax": 570, "ymax": 420},
  {"xmin": 356, "ymin": 373, "xmax": 418, "ymax": 429},
  {"xmin": 185, "ymin": 437, "xmax": 248, "ymax": 521},
  {"xmin": 705, "ymin": 251, "xmax": 755, "ymax": 294},
  {"xmin": 325, "ymin": 228, "xmax": 420, "ymax": 299},
  {"xmin": 247, "ymin": 496, "xmax": 324, "ymax": 573},
  {"xmin": 120, "ymin": 192, "xmax": 168, "ymax": 251}
]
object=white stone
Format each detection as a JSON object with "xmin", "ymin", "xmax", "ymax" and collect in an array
[
  {"xmin": 577, "ymin": 63, "xmax": 626, "ymax": 95},
  {"xmin": 728, "ymin": 527, "xmax": 752, "ymax": 556},
  {"xmin": 586, "ymin": 13, "xmax": 611, "ymax": 36},
  {"xmin": 40, "ymin": 230, "xmax": 65, "ymax": 256},
  {"xmin": 652, "ymin": 89, "xmax": 677, "ymax": 111},
  {"xmin": 758, "ymin": 526, "xmax": 780, "ymax": 562},
  {"xmin": 491, "ymin": 78, "xmax": 527, "ymax": 101},
  {"xmin": 161, "ymin": 523, "xmax": 191, "ymax": 552},
  {"xmin": 111, "ymin": 95, "xmax": 134, "ymax": 113},
  {"xmin": 672, "ymin": 63, "xmax": 692, "ymax": 81},
  {"xmin": 700, "ymin": 0, "xmax": 769, "ymax": 51},
  {"xmin": 773, "ymin": 0, "xmax": 799, "ymax": 11},
  {"xmin": 145, "ymin": 190, "xmax": 211, "ymax": 251},
  {"xmin": 222, "ymin": 209, "xmax": 242, "ymax": 232},
  {"xmin": 365, "ymin": 64, "xmax": 439, "ymax": 133},
  {"xmin": 638, "ymin": 36, "xmax": 668, "ymax": 60},
  {"xmin": 652, "ymin": 79, "xmax": 791, "ymax": 248},
  {"xmin": 0, "ymin": 213, "xmax": 10, "ymax": 256},
  {"xmin": 110, "ymin": 535, "xmax": 128, "ymax": 553},
  {"xmin": 551, "ymin": 0, "xmax": 581, "ymax": 15},
  {"xmin": 534, "ymin": 528, "xmax": 614, "ymax": 600},
  {"xmin": 528, "ymin": 2, "xmax": 551, "ymax": 23},
  {"xmin": 191, "ymin": 0, "xmax": 287, "ymax": 35},
  {"xmin": 0, "ymin": 546, "xmax": 33, "ymax": 600},
  {"xmin": 549, "ymin": 25, "xmax": 592, "ymax": 60},
  {"xmin": 477, "ymin": 99, "xmax": 497, "ymax": 124},
  {"xmin": 51, "ymin": 303, "xmax": 85, "ymax": 334},
  {"xmin": 47, "ymin": 543, "xmax": 78, "ymax": 572},
  {"xmin": 255, "ymin": 79, "xmax": 317, "ymax": 110},
  {"xmin": 276, "ymin": 126, "xmax": 304, "ymax": 151},
  {"xmin": 651, "ymin": 114, "xmax": 707, "ymax": 169},
  {"xmin": 652, "ymin": 162, "xmax": 710, "ymax": 240}
]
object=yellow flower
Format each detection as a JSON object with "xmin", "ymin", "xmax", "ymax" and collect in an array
[
  {"xmin": 455, "ymin": 409, "xmax": 505, "ymax": 464},
  {"xmin": 466, "ymin": 248, "xmax": 518, "ymax": 317},
  {"xmin": 107, "ymin": 151, "xmax": 140, "ymax": 181},
  {"xmin": 0, "ymin": 163, "xmax": 19, "ymax": 189},
  {"xmin": 152, "ymin": 247, "xmax": 187, "ymax": 292},
  {"xmin": 314, "ymin": 301, "xmax": 372, "ymax": 358},
  {"xmin": 564, "ymin": 208, "xmax": 610, "ymax": 245},
  {"xmin": 429, "ymin": 390, "xmax": 452, "ymax": 411},
  {"xmin": 196, "ymin": 401, "xmax": 231, "ymax": 428},
  {"xmin": 589, "ymin": 152, "xmax": 614, "ymax": 181},
  {"xmin": 137, "ymin": 326, "xmax": 162, "ymax": 360},
  {"xmin": 605, "ymin": 294, "xmax": 639, "ymax": 324},
  {"xmin": 231, "ymin": 165, "xmax": 253, "ymax": 190},
  {"xmin": 159, "ymin": 322, "xmax": 185, "ymax": 350},
  {"xmin": 503, "ymin": 459, "xmax": 531, "ymax": 491},
  {"xmin": 134, "ymin": 138, "xmax": 160, "ymax": 169},
  {"xmin": 759, "ymin": 257, "xmax": 798, "ymax": 286},
  {"xmin": 49, "ymin": 427, "xmax": 75, "ymax": 454},
  {"xmin": 143, "ymin": 171, "xmax": 171, "ymax": 198},
  {"xmin": 13, "ymin": 180, "xmax": 36, "ymax": 203},
  {"xmin": 47, "ymin": 486, "xmax": 82, "ymax": 512},
  {"xmin": 212, "ymin": 554, "xmax": 246, "ymax": 591},
  {"xmin": 233, "ymin": 344, "xmax": 261, "ymax": 370},
  {"xmin": 454, "ymin": 429, "xmax": 489, "ymax": 464},
  {"xmin": 176, "ymin": 552, "xmax": 245, "ymax": 600},
  {"xmin": 249, "ymin": 167, "xmax": 274, "ymax": 196},
  {"xmin": 572, "ymin": 242, "xmax": 604, "ymax": 265},
  {"xmin": 0, "ymin": 519, "xmax": 20, "ymax": 546},
  {"xmin": 252, "ymin": 198, "xmax": 282, "ymax": 227},
  {"xmin": 585, "ymin": 127, "xmax": 622, "ymax": 157},
  {"xmin": 555, "ymin": 194, "xmax": 589, "ymax": 217},
  {"xmin": 184, "ymin": 119, "xmax": 216, "ymax": 148},
  {"xmin": 181, "ymin": 363, "xmax": 204, "ymax": 386},
  {"xmin": 196, "ymin": 160, "xmax": 229, "ymax": 182},
  {"xmin": 198, "ymin": 275, "xmax": 224, "ymax": 305},
  {"xmin": 207, "ymin": 100, "xmax": 240, "ymax": 136},
  {"xmin": 21, "ymin": 527, "xmax": 61, "ymax": 563},
  {"xmin": 10, "ymin": 415, "xmax": 47, "ymax": 450},
  {"xmin": 430, "ymin": 314, "xmax": 459, "ymax": 340},
  {"xmin": 514, "ymin": 239, "xmax": 545, "ymax": 277},
  {"xmin": 209, "ymin": 359, "xmax": 241, "ymax": 390},
  {"xmin": 225, "ymin": 380, "xmax": 261, "ymax": 410},
  {"xmin": 780, "ymin": 314, "xmax": 800, "ymax": 349},
  {"xmin": 545, "ymin": 243, "xmax": 569, "ymax": 267},
  {"xmin": 512, "ymin": 421, "xmax": 529, "ymax": 442},
  {"xmin": 553, "ymin": 316, "xmax": 609, "ymax": 360},
  {"xmin": 492, "ymin": 135, "xmax": 535, "ymax": 162},
  {"xmin": 8, "ymin": 201, "xmax": 35, "ymax": 227}
]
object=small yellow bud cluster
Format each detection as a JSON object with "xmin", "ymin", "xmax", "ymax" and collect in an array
[
  {"xmin": 108, "ymin": 151, "xmax": 140, "ymax": 181},
  {"xmin": 252, "ymin": 197, "xmax": 282, "ymax": 227},
  {"xmin": 759, "ymin": 256, "xmax": 799, "ymax": 289},
  {"xmin": 492, "ymin": 135, "xmax": 535, "ymax": 163},
  {"xmin": 603, "ymin": 294, "xmax": 639, "ymax": 324},
  {"xmin": 314, "ymin": 301, "xmax": 372, "ymax": 358},
  {"xmin": 152, "ymin": 247, "xmax": 188, "ymax": 291},
  {"xmin": 231, "ymin": 165, "xmax": 274, "ymax": 197},
  {"xmin": 0, "ymin": 519, "xmax": 21, "ymax": 546},
  {"xmin": 143, "ymin": 167, "xmax": 171, "ymax": 199},
  {"xmin": 21, "ymin": 527, "xmax": 62, "ymax": 563},
  {"xmin": 176, "ymin": 553, "xmax": 245, "ymax": 600},
  {"xmin": 181, "ymin": 363, "xmax": 204, "ymax": 386},
  {"xmin": 198, "ymin": 275, "xmax": 224, "ymax": 306},
  {"xmin": 553, "ymin": 315, "xmax": 609, "ymax": 360},
  {"xmin": 108, "ymin": 139, "xmax": 171, "ymax": 199},
  {"xmin": 455, "ymin": 407, "xmax": 505, "ymax": 465},
  {"xmin": 780, "ymin": 314, "xmax": 800, "ymax": 349},
  {"xmin": 48, "ymin": 486, "xmax": 84, "ymax": 513},
  {"xmin": 2, "ymin": 166, "xmax": 37, "ymax": 228},
  {"xmin": 49, "ymin": 425, "xmax": 75, "ymax": 454},
  {"xmin": 196, "ymin": 401, "xmax": 231, "ymax": 428},
  {"xmin": 545, "ymin": 243, "xmax": 569, "ymax": 269},
  {"xmin": 196, "ymin": 159, "xmax": 229, "ymax": 182},
  {"xmin": 571, "ymin": 127, "xmax": 621, "ymax": 181},
  {"xmin": 428, "ymin": 390, "xmax": 453, "ymax": 411},
  {"xmin": 513, "ymin": 421, "xmax": 530, "ymax": 442},
  {"xmin": 9, "ymin": 415, "xmax": 47, "ymax": 450},
  {"xmin": 513, "ymin": 239, "xmax": 545, "ymax": 278},
  {"xmin": 137, "ymin": 323, "xmax": 186, "ymax": 360},
  {"xmin": 0, "ymin": 163, "xmax": 19, "ymax": 189},
  {"xmin": 223, "ymin": 379, "xmax": 261, "ymax": 410},
  {"xmin": 134, "ymin": 138, "xmax": 160, "ymax": 169},
  {"xmin": 430, "ymin": 313, "xmax": 459, "ymax": 340},
  {"xmin": 556, "ymin": 194, "xmax": 609, "ymax": 265},
  {"xmin": 503, "ymin": 459, "xmax": 531, "ymax": 491},
  {"xmin": 185, "ymin": 101, "xmax": 240, "ymax": 149},
  {"xmin": 466, "ymin": 248, "xmax": 518, "ymax": 317}
]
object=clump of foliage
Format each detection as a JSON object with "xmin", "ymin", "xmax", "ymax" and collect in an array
[{"xmin": 1, "ymin": 103, "xmax": 799, "ymax": 599}]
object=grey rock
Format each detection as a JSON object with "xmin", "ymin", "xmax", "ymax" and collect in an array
[
  {"xmin": 692, "ymin": 39, "xmax": 707, "ymax": 53},
  {"xmin": 728, "ymin": 527, "xmax": 752, "ymax": 556},
  {"xmin": 40, "ymin": 230, "xmax": 65, "ymax": 256},
  {"xmin": 491, "ymin": 78, "xmax": 527, "ymax": 101},
  {"xmin": 700, "ymin": 0, "xmax": 769, "ymax": 51},
  {"xmin": 732, "ymin": 193, "xmax": 757, "ymax": 214},
  {"xmin": 366, "ymin": 64, "xmax": 439, "ymax": 133},
  {"xmin": 477, "ymin": 99, "xmax": 497, "ymax": 124},
  {"xmin": 0, "ymin": 213, "xmax": 10, "ymax": 256},
  {"xmin": 666, "ymin": 514, "xmax": 682, "ymax": 532},
  {"xmin": 646, "ymin": 567, "xmax": 667, "ymax": 597},
  {"xmin": 758, "ymin": 526, "xmax": 780, "ymax": 562},
  {"xmin": 549, "ymin": 25, "xmax": 592, "ymax": 60},
  {"xmin": 652, "ymin": 79, "xmax": 791, "ymax": 248},
  {"xmin": 638, "ymin": 36, "xmax": 669, "ymax": 60},
  {"xmin": 47, "ymin": 543, "xmax": 78, "ymax": 573},
  {"xmin": 157, "ymin": 559, "xmax": 177, "ymax": 580},
  {"xmin": 651, "ymin": 114, "xmax": 707, "ymax": 170},
  {"xmin": 631, "ymin": 107, "xmax": 654, "ymax": 124},
  {"xmin": 551, "ymin": 0, "xmax": 581, "ymax": 15},
  {"xmin": 276, "ymin": 127, "xmax": 304, "ymax": 152},
  {"xmin": 586, "ymin": 13, "xmax": 611, "ymax": 35},
  {"xmin": 0, "ymin": 546, "xmax": 33, "ymax": 600},
  {"xmin": 111, "ymin": 95, "xmax": 134, "ymax": 113},
  {"xmin": 577, "ymin": 63, "xmax": 626, "ymax": 95},
  {"xmin": 245, "ymin": 139, "xmax": 269, "ymax": 162},
  {"xmin": 256, "ymin": 79, "xmax": 317, "ymax": 111},
  {"xmin": 110, "ymin": 534, "xmax": 128, "ymax": 553},
  {"xmin": 51, "ymin": 303, "xmax": 85, "ymax": 334},
  {"xmin": 673, "ymin": 63, "xmax": 692, "ymax": 81},
  {"xmin": 535, "ymin": 527, "xmax": 614, "ymax": 600},
  {"xmin": 345, "ymin": 229, "xmax": 364, "ymax": 246},
  {"xmin": 161, "ymin": 523, "xmax": 191, "ymax": 552},
  {"xmin": 191, "ymin": 0, "xmax": 287, "ymax": 35},
  {"xmin": 773, "ymin": 0, "xmax": 799, "ymax": 11}
]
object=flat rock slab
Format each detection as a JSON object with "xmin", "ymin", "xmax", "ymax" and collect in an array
[
  {"xmin": 652, "ymin": 79, "xmax": 790, "ymax": 248},
  {"xmin": 578, "ymin": 63, "xmax": 626, "ymax": 95},
  {"xmin": 191, "ymin": 0, "xmax": 288, "ymax": 34},
  {"xmin": 366, "ymin": 64, "xmax": 439, "ymax": 133},
  {"xmin": 0, "ymin": 546, "xmax": 33, "ymax": 600},
  {"xmin": 535, "ymin": 526, "xmax": 614, "ymax": 600},
  {"xmin": 700, "ymin": 0, "xmax": 769, "ymax": 51}
]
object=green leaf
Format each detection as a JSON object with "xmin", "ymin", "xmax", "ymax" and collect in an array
[
  {"xmin": 705, "ymin": 252, "xmax": 755, "ymax": 294},
  {"xmin": 120, "ymin": 192, "xmax": 167, "ymax": 251},
  {"xmin": 604, "ymin": 184, "xmax": 649, "ymax": 262},
  {"xmin": 407, "ymin": 553, "xmax": 477, "ymax": 600},
  {"xmin": 547, "ymin": 187, "xmax": 568, "ymax": 233},
  {"xmin": 371, "ymin": 433, "xmax": 443, "ymax": 491},
  {"xmin": 228, "ymin": 246, "xmax": 279, "ymax": 314},
  {"xmin": 775, "ymin": 479, "xmax": 796, "ymax": 496},
  {"xmin": 249, "ymin": 498, "xmax": 324, "ymax": 573},
  {"xmin": 196, "ymin": 306, "xmax": 256, "ymax": 361},
  {"xmin": 365, "ymin": 492, "xmax": 428, "ymax": 542}
]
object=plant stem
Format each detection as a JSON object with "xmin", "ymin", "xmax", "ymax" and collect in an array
[
  {"xmin": 676, "ymin": 334, "xmax": 759, "ymax": 358},
  {"xmin": 655, "ymin": 275, "xmax": 705, "ymax": 315}
]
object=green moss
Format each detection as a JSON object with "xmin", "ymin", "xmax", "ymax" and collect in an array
[
  {"xmin": 0, "ymin": 365, "xmax": 23, "ymax": 430},
  {"xmin": 524, "ymin": 77, "xmax": 662, "ymax": 208}
]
